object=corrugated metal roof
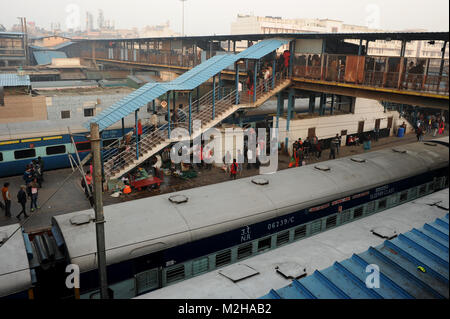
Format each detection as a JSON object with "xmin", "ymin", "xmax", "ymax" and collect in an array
[
  {"xmin": 33, "ymin": 51, "xmax": 67, "ymax": 65},
  {"xmin": 29, "ymin": 41, "xmax": 74, "ymax": 51},
  {"xmin": 85, "ymin": 39, "xmax": 288, "ymax": 131},
  {"xmin": 237, "ymin": 38, "xmax": 290, "ymax": 60},
  {"xmin": 262, "ymin": 214, "xmax": 449, "ymax": 299},
  {"xmin": 0, "ymin": 73, "xmax": 30, "ymax": 87}
]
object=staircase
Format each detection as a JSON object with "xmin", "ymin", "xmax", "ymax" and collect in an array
[{"xmin": 103, "ymin": 73, "xmax": 292, "ymax": 181}]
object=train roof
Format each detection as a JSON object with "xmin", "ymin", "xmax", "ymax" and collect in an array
[
  {"xmin": 52, "ymin": 139, "xmax": 449, "ymax": 273},
  {"xmin": 136, "ymin": 188, "xmax": 449, "ymax": 299},
  {"xmin": 0, "ymin": 225, "xmax": 32, "ymax": 298}
]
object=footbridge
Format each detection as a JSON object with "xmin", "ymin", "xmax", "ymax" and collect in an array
[{"xmin": 85, "ymin": 39, "xmax": 292, "ymax": 180}]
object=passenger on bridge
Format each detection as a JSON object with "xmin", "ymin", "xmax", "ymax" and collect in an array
[
  {"xmin": 178, "ymin": 104, "xmax": 187, "ymax": 123},
  {"xmin": 150, "ymin": 111, "xmax": 158, "ymax": 132},
  {"xmin": 246, "ymin": 70, "xmax": 254, "ymax": 99},
  {"xmin": 283, "ymin": 50, "xmax": 291, "ymax": 75}
]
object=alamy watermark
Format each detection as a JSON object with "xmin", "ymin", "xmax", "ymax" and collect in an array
[{"xmin": 168, "ymin": 121, "xmax": 279, "ymax": 175}]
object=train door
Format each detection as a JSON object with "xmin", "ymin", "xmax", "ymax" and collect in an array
[
  {"xmin": 134, "ymin": 267, "xmax": 161, "ymax": 296},
  {"xmin": 358, "ymin": 121, "xmax": 365, "ymax": 134}
]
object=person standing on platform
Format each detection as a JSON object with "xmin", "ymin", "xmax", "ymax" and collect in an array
[
  {"xmin": 2, "ymin": 182, "xmax": 11, "ymax": 218},
  {"xmin": 37, "ymin": 156, "xmax": 45, "ymax": 182},
  {"xmin": 329, "ymin": 137, "xmax": 338, "ymax": 160},
  {"xmin": 29, "ymin": 179, "xmax": 39, "ymax": 212},
  {"xmin": 230, "ymin": 159, "xmax": 238, "ymax": 180},
  {"xmin": 16, "ymin": 185, "xmax": 28, "ymax": 220}
]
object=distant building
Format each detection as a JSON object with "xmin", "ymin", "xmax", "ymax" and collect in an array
[
  {"xmin": 140, "ymin": 21, "xmax": 180, "ymax": 38},
  {"xmin": 0, "ymin": 32, "xmax": 27, "ymax": 67},
  {"xmin": 231, "ymin": 14, "xmax": 448, "ymax": 58}
]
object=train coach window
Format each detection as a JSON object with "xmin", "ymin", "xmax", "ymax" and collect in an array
[
  {"xmin": 310, "ymin": 220, "xmax": 322, "ymax": 235},
  {"xmin": 237, "ymin": 243, "xmax": 253, "ymax": 260},
  {"xmin": 399, "ymin": 192, "xmax": 408, "ymax": 202},
  {"xmin": 257, "ymin": 237, "xmax": 271, "ymax": 253},
  {"xmin": 419, "ymin": 185, "xmax": 427, "ymax": 196},
  {"xmin": 215, "ymin": 250, "xmax": 232, "ymax": 267},
  {"xmin": 166, "ymin": 264, "xmax": 185, "ymax": 284},
  {"xmin": 276, "ymin": 231, "xmax": 290, "ymax": 247},
  {"xmin": 340, "ymin": 210, "xmax": 351, "ymax": 224},
  {"xmin": 192, "ymin": 257, "xmax": 209, "ymax": 276},
  {"xmin": 326, "ymin": 215, "xmax": 337, "ymax": 229},
  {"xmin": 14, "ymin": 149, "xmax": 36, "ymax": 160},
  {"xmin": 294, "ymin": 225, "xmax": 306, "ymax": 240},
  {"xmin": 46, "ymin": 145, "xmax": 66, "ymax": 155},
  {"xmin": 366, "ymin": 202, "xmax": 376, "ymax": 215},
  {"xmin": 76, "ymin": 142, "xmax": 91, "ymax": 152},
  {"xmin": 353, "ymin": 207, "xmax": 364, "ymax": 219},
  {"xmin": 0, "ymin": 152, "xmax": 2, "ymax": 162},
  {"xmin": 378, "ymin": 199, "xmax": 387, "ymax": 210},
  {"xmin": 103, "ymin": 139, "xmax": 118, "ymax": 148}
]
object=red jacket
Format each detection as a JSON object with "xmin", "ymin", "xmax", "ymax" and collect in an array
[{"xmin": 230, "ymin": 163, "xmax": 238, "ymax": 174}]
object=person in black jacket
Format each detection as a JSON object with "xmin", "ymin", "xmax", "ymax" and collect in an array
[{"xmin": 16, "ymin": 185, "xmax": 28, "ymax": 220}]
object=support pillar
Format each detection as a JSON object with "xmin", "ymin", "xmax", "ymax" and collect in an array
[
  {"xmin": 358, "ymin": 39, "xmax": 363, "ymax": 56},
  {"xmin": 330, "ymin": 95, "xmax": 335, "ymax": 115},
  {"xmin": 196, "ymin": 87, "xmax": 200, "ymax": 112},
  {"xmin": 276, "ymin": 93, "xmax": 284, "ymax": 129},
  {"xmin": 121, "ymin": 118, "xmax": 125, "ymax": 138},
  {"xmin": 188, "ymin": 91, "xmax": 192, "ymax": 135},
  {"xmin": 135, "ymin": 110, "xmax": 139, "ymax": 160},
  {"xmin": 253, "ymin": 61, "xmax": 258, "ymax": 103},
  {"xmin": 319, "ymin": 93, "xmax": 326, "ymax": 116},
  {"xmin": 285, "ymin": 89, "xmax": 295, "ymax": 153},
  {"xmin": 167, "ymin": 91, "xmax": 171, "ymax": 138},
  {"xmin": 235, "ymin": 62, "xmax": 240, "ymax": 104},
  {"xmin": 272, "ymin": 52, "xmax": 276, "ymax": 89},
  {"xmin": 309, "ymin": 94, "xmax": 315, "ymax": 114},
  {"xmin": 152, "ymin": 100, "xmax": 156, "ymax": 113},
  {"xmin": 212, "ymin": 75, "xmax": 216, "ymax": 120},
  {"xmin": 218, "ymin": 72, "xmax": 222, "ymax": 100}
]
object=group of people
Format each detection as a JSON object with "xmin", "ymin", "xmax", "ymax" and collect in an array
[
  {"xmin": 289, "ymin": 135, "xmax": 325, "ymax": 167},
  {"xmin": 415, "ymin": 114, "xmax": 446, "ymax": 141},
  {"xmin": 1, "ymin": 157, "xmax": 44, "ymax": 220}
]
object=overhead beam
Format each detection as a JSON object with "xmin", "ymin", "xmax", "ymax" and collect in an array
[{"xmin": 292, "ymin": 79, "xmax": 449, "ymax": 110}]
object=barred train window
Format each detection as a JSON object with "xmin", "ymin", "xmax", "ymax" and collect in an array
[
  {"xmin": 237, "ymin": 243, "xmax": 252, "ymax": 260},
  {"xmin": 215, "ymin": 250, "xmax": 232, "ymax": 267},
  {"xmin": 46, "ymin": 145, "xmax": 66, "ymax": 155},
  {"xmin": 258, "ymin": 237, "xmax": 271, "ymax": 252},
  {"xmin": 399, "ymin": 192, "xmax": 408, "ymax": 202},
  {"xmin": 166, "ymin": 264, "xmax": 185, "ymax": 284},
  {"xmin": 276, "ymin": 231, "xmax": 290, "ymax": 246},
  {"xmin": 353, "ymin": 207, "xmax": 364, "ymax": 219},
  {"xmin": 326, "ymin": 215, "xmax": 337, "ymax": 229},
  {"xmin": 14, "ymin": 149, "xmax": 36, "ymax": 159},
  {"xmin": 378, "ymin": 199, "xmax": 387, "ymax": 210},
  {"xmin": 0, "ymin": 152, "xmax": 3, "ymax": 162},
  {"xmin": 294, "ymin": 225, "xmax": 306, "ymax": 240}
]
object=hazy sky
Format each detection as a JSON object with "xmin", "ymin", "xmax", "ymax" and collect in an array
[{"xmin": 1, "ymin": 0, "xmax": 448, "ymax": 35}]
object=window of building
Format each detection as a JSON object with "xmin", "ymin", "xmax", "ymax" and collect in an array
[
  {"xmin": 84, "ymin": 108, "xmax": 95, "ymax": 117},
  {"xmin": 46, "ymin": 145, "xmax": 66, "ymax": 155},
  {"xmin": 61, "ymin": 110, "xmax": 71, "ymax": 119},
  {"xmin": 14, "ymin": 149, "xmax": 36, "ymax": 160}
]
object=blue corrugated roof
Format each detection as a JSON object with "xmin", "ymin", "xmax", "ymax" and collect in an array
[
  {"xmin": 237, "ymin": 38, "xmax": 290, "ymax": 60},
  {"xmin": 0, "ymin": 73, "xmax": 30, "ymax": 87},
  {"xmin": 261, "ymin": 214, "xmax": 449, "ymax": 299},
  {"xmin": 29, "ymin": 41, "xmax": 74, "ymax": 51},
  {"xmin": 33, "ymin": 51, "xmax": 67, "ymax": 65},
  {"xmin": 85, "ymin": 38, "xmax": 289, "ymax": 131}
]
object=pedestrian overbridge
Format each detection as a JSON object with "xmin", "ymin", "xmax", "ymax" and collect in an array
[{"xmin": 84, "ymin": 38, "xmax": 292, "ymax": 181}]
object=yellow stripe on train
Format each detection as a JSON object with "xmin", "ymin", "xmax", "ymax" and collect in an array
[
  {"xmin": 43, "ymin": 136, "xmax": 63, "ymax": 141},
  {"xmin": 21, "ymin": 138, "xmax": 42, "ymax": 143},
  {"xmin": 0, "ymin": 140, "xmax": 20, "ymax": 145}
]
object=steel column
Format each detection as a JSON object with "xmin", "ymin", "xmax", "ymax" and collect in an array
[
  {"xmin": 152, "ymin": 100, "xmax": 156, "ymax": 113},
  {"xmin": 309, "ymin": 94, "xmax": 315, "ymax": 114},
  {"xmin": 358, "ymin": 39, "xmax": 363, "ymax": 56},
  {"xmin": 212, "ymin": 75, "xmax": 216, "ymax": 120},
  {"xmin": 253, "ymin": 61, "xmax": 258, "ymax": 103},
  {"xmin": 235, "ymin": 62, "xmax": 240, "ymax": 104},
  {"xmin": 188, "ymin": 91, "xmax": 192, "ymax": 135},
  {"xmin": 272, "ymin": 53, "xmax": 276, "ymax": 89},
  {"xmin": 167, "ymin": 91, "xmax": 171, "ymax": 138},
  {"xmin": 319, "ymin": 93, "xmax": 326, "ymax": 116},
  {"xmin": 285, "ymin": 89, "xmax": 295, "ymax": 152},
  {"xmin": 218, "ymin": 72, "xmax": 222, "ymax": 100},
  {"xmin": 135, "ymin": 110, "xmax": 139, "ymax": 160},
  {"xmin": 121, "ymin": 118, "xmax": 125, "ymax": 138},
  {"xmin": 276, "ymin": 93, "xmax": 284, "ymax": 129}
]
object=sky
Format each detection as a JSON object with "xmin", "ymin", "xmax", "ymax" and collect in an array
[{"xmin": 1, "ymin": 0, "xmax": 449, "ymax": 35}]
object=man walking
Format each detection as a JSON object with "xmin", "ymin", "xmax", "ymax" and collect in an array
[
  {"xmin": 2, "ymin": 182, "xmax": 11, "ymax": 218},
  {"xmin": 16, "ymin": 185, "xmax": 28, "ymax": 220},
  {"xmin": 230, "ymin": 159, "xmax": 239, "ymax": 180}
]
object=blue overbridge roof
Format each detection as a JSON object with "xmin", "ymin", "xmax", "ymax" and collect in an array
[
  {"xmin": 261, "ymin": 214, "xmax": 449, "ymax": 299},
  {"xmin": 85, "ymin": 38, "xmax": 291, "ymax": 131}
]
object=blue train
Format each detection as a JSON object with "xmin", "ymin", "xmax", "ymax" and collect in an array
[
  {"xmin": 0, "ymin": 128, "xmax": 133, "ymax": 178},
  {"xmin": 0, "ymin": 137, "xmax": 448, "ymax": 299}
]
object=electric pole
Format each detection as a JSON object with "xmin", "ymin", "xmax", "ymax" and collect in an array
[
  {"xmin": 180, "ymin": 0, "xmax": 187, "ymax": 36},
  {"xmin": 90, "ymin": 123, "xmax": 109, "ymax": 299}
]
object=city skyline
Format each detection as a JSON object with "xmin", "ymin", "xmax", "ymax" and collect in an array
[{"xmin": 1, "ymin": 0, "xmax": 449, "ymax": 36}]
